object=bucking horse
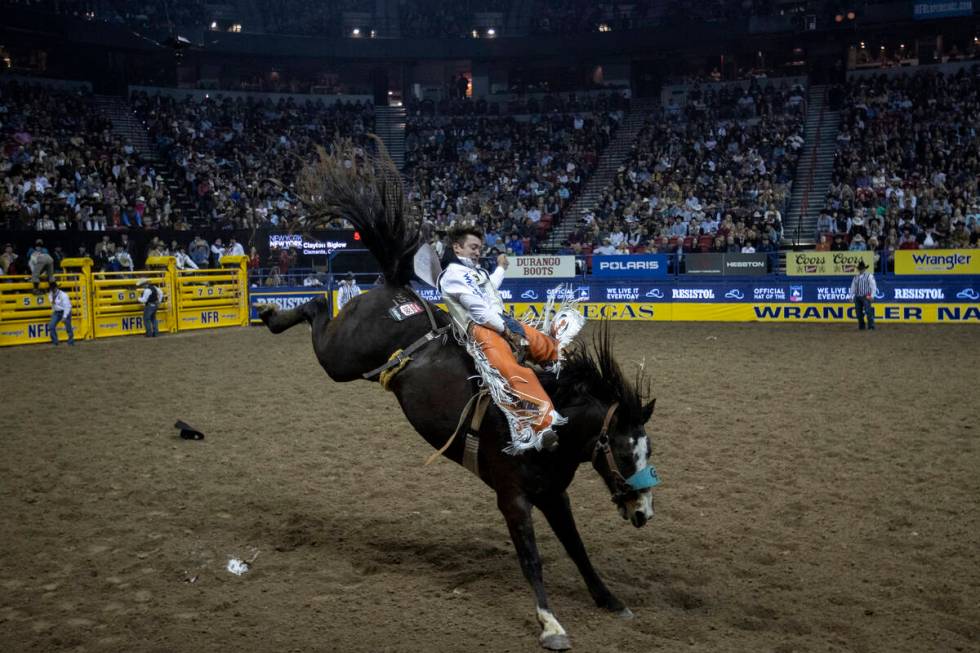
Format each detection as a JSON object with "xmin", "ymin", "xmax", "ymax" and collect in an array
[{"xmin": 256, "ymin": 138, "xmax": 660, "ymax": 650}]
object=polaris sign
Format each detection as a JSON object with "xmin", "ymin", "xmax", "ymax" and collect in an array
[{"xmin": 593, "ymin": 255, "xmax": 668, "ymax": 279}]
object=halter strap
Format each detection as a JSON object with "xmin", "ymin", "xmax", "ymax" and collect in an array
[{"xmin": 592, "ymin": 401, "xmax": 660, "ymax": 500}]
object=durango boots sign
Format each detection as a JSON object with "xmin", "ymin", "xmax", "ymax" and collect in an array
[{"xmin": 504, "ymin": 256, "xmax": 577, "ymax": 279}]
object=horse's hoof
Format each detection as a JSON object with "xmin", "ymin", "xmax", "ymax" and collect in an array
[
  {"xmin": 540, "ymin": 633, "xmax": 572, "ymax": 651},
  {"xmin": 616, "ymin": 607, "xmax": 634, "ymax": 620}
]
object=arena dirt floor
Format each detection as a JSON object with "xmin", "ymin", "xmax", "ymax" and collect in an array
[{"xmin": 1, "ymin": 322, "xmax": 978, "ymax": 653}]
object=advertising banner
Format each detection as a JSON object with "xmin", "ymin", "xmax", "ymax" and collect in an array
[
  {"xmin": 894, "ymin": 250, "xmax": 980, "ymax": 275},
  {"xmin": 724, "ymin": 253, "xmax": 769, "ymax": 276},
  {"xmin": 785, "ymin": 251, "xmax": 874, "ymax": 276},
  {"xmin": 268, "ymin": 231, "xmax": 357, "ymax": 256},
  {"xmin": 592, "ymin": 254, "xmax": 669, "ymax": 279},
  {"xmin": 913, "ymin": 0, "xmax": 972, "ymax": 20},
  {"xmin": 504, "ymin": 255, "xmax": 576, "ymax": 279},
  {"xmin": 685, "ymin": 254, "xmax": 725, "ymax": 275}
]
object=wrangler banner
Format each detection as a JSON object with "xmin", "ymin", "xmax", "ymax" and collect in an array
[
  {"xmin": 785, "ymin": 251, "xmax": 875, "ymax": 276},
  {"xmin": 894, "ymin": 250, "xmax": 980, "ymax": 275}
]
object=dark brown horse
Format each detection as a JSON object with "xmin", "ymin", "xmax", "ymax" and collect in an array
[{"xmin": 257, "ymin": 140, "xmax": 659, "ymax": 650}]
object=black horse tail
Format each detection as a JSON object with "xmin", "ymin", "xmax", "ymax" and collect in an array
[{"xmin": 294, "ymin": 135, "xmax": 420, "ymax": 286}]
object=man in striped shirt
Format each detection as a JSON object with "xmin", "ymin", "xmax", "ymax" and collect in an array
[
  {"xmin": 337, "ymin": 272, "xmax": 361, "ymax": 311},
  {"xmin": 849, "ymin": 260, "xmax": 877, "ymax": 330}
]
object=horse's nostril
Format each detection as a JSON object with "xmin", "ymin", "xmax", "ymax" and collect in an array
[{"xmin": 633, "ymin": 511, "xmax": 648, "ymax": 527}]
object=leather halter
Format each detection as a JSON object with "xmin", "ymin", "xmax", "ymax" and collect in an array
[{"xmin": 591, "ymin": 402, "xmax": 660, "ymax": 502}]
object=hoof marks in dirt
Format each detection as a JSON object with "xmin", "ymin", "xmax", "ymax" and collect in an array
[
  {"xmin": 274, "ymin": 514, "xmax": 326, "ymax": 552},
  {"xmin": 540, "ymin": 633, "xmax": 572, "ymax": 650},
  {"xmin": 663, "ymin": 587, "xmax": 705, "ymax": 611}
]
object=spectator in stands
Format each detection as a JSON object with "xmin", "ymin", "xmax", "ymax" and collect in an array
[
  {"xmin": 190, "ymin": 236, "xmax": 210, "ymax": 268},
  {"xmin": 227, "ymin": 238, "xmax": 245, "ymax": 257},
  {"xmin": 175, "ymin": 246, "xmax": 199, "ymax": 270},
  {"xmin": 1, "ymin": 243, "xmax": 18, "ymax": 275}
]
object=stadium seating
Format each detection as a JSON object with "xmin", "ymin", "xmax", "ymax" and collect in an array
[{"xmin": 822, "ymin": 68, "xmax": 980, "ymax": 259}]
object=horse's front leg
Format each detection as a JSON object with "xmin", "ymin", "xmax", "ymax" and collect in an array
[
  {"xmin": 537, "ymin": 492, "xmax": 632, "ymax": 618},
  {"xmin": 497, "ymin": 492, "xmax": 572, "ymax": 651}
]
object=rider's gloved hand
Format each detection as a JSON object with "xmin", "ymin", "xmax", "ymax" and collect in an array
[{"xmin": 500, "ymin": 313, "xmax": 526, "ymax": 339}]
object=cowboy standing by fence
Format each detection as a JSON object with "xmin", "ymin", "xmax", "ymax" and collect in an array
[
  {"xmin": 438, "ymin": 226, "xmax": 578, "ymax": 453},
  {"xmin": 137, "ymin": 278, "xmax": 161, "ymax": 338},
  {"xmin": 48, "ymin": 280, "xmax": 74, "ymax": 346},
  {"xmin": 849, "ymin": 259, "xmax": 877, "ymax": 331}
]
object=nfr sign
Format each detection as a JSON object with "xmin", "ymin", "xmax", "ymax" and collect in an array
[
  {"xmin": 122, "ymin": 317, "xmax": 144, "ymax": 331},
  {"xmin": 28, "ymin": 323, "xmax": 52, "ymax": 339},
  {"xmin": 201, "ymin": 311, "xmax": 220, "ymax": 324}
]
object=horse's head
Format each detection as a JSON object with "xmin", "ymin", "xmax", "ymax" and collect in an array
[
  {"xmin": 590, "ymin": 398, "xmax": 658, "ymax": 528},
  {"xmin": 550, "ymin": 324, "xmax": 660, "ymax": 529}
]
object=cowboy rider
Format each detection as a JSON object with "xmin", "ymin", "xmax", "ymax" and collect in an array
[{"xmin": 438, "ymin": 226, "xmax": 566, "ymax": 452}]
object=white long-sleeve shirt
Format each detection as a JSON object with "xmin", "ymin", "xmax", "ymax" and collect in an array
[
  {"xmin": 139, "ymin": 286, "xmax": 160, "ymax": 305},
  {"xmin": 438, "ymin": 260, "xmax": 507, "ymax": 333},
  {"xmin": 49, "ymin": 289, "xmax": 72, "ymax": 314}
]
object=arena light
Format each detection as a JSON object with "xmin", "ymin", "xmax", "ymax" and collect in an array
[
  {"xmin": 230, "ymin": 23, "xmax": 241, "ymax": 33},
  {"xmin": 486, "ymin": 27, "xmax": 496, "ymax": 37},
  {"xmin": 598, "ymin": 23, "xmax": 611, "ymax": 32},
  {"xmin": 860, "ymin": 41, "xmax": 865, "ymax": 49},
  {"xmin": 210, "ymin": 21, "xmax": 218, "ymax": 30},
  {"xmin": 370, "ymin": 29, "xmax": 376, "ymax": 38},
  {"xmin": 472, "ymin": 29, "xmax": 479, "ymax": 38},
  {"xmin": 846, "ymin": 10, "xmax": 856, "ymax": 20},
  {"xmin": 834, "ymin": 14, "xmax": 843, "ymax": 23},
  {"xmin": 351, "ymin": 27, "xmax": 361, "ymax": 37}
]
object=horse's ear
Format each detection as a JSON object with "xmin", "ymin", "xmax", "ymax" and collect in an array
[{"xmin": 642, "ymin": 399, "xmax": 656, "ymax": 423}]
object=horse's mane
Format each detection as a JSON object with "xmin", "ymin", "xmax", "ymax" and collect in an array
[
  {"xmin": 294, "ymin": 136, "xmax": 421, "ymax": 286},
  {"xmin": 546, "ymin": 323, "xmax": 651, "ymax": 426}
]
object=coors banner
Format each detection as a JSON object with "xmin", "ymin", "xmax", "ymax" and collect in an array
[{"xmin": 786, "ymin": 251, "xmax": 874, "ymax": 276}]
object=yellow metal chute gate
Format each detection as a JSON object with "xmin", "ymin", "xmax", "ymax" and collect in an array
[
  {"xmin": 175, "ymin": 255, "xmax": 249, "ymax": 330},
  {"xmin": 0, "ymin": 258, "xmax": 93, "ymax": 347},
  {"xmin": 0, "ymin": 255, "xmax": 248, "ymax": 346},
  {"xmin": 92, "ymin": 256, "xmax": 177, "ymax": 338}
]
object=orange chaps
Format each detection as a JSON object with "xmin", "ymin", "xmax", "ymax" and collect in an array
[{"xmin": 471, "ymin": 324, "xmax": 559, "ymax": 431}]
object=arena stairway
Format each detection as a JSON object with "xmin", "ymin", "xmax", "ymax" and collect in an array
[
  {"xmin": 93, "ymin": 94, "xmax": 200, "ymax": 223},
  {"xmin": 541, "ymin": 98, "xmax": 657, "ymax": 251},
  {"xmin": 375, "ymin": 104, "xmax": 406, "ymax": 170},
  {"xmin": 784, "ymin": 84, "xmax": 839, "ymax": 247}
]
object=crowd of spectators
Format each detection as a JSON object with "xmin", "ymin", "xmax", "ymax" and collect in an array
[
  {"xmin": 0, "ymin": 0, "xmax": 206, "ymax": 31},
  {"xmin": 406, "ymin": 91, "xmax": 630, "ymax": 118},
  {"xmin": 132, "ymin": 91, "xmax": 374, "ymax": 229},
  {"xmin": 819, "ymin": 68, "xmax": 980, "ymax": 264},
  {"xmin": 405, "ymin": 108, "xmax": 622, "ymax": 254},
  {"xmin": 398, "ymin": 0, "xmax": 509, "ymax": 38},
  {"xmin": 566, "ymin": 81, "xmax": 805, "ymax": 258},
  {"xmin": 1, "ymin": 82, "xmax": 176, "ymax": 232},
  {"xmin": 257, "ymin": 0, "xmax": 371, "ymax": 37}
]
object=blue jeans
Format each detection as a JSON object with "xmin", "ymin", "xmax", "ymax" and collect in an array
[
  {"xmin": 854, "ymin": 296, "xmax": 876, "ymax": 330},
  {"xmin": 144, "ymin": 303, "xmax": 159, "ymax": 337},
  {"xmin": 50, "ymin": 310, "xmax": 74, "ymax": 345}
]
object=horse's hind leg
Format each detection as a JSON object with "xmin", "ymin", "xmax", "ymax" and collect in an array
[
  {"xmin": 498, "ymin": 492, "xmax": 572, "ymax": 651},
  {"xmin": 537, "ymin": 492, "xmax": 632, "ymax": 618},
  {"xmin": 254, "ymin": 296, "xmax": 327, "ymax": 334}
]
